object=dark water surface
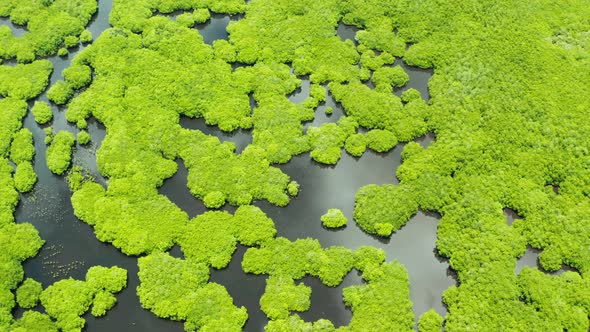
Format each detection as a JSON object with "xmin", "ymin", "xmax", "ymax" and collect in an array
[{"xmin": 6, "ymin": 3, "xmax": 455, "ymax": 331}]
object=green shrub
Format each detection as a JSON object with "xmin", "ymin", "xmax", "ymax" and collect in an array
[
  {"xmin": 31, "ymin": 101, "xmax": 53, "ymax": 124},
  {"xmin": 321, "ymin": 208, "xmax": 347, "ymax": 228}
]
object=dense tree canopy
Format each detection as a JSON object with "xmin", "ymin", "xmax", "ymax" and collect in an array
[
  {"xmin": 31, "ymin": 101, "xmax": 53, "ymax": 125},
  {"xmin": 0, "ymin": 49, "xmax": 49, "ymax": 330},
  {"xmin": 15, "ymin": 278, "xmax": 42, "ymax": 309},
  {"xmin": 137, "ymin": 252, "xmax": 247, "ymax": 331},
  {"xmin": 321, "ymin": 208, "xmax": 347, "ymax": 228},
  {"xmin": 0, "ymin": 0, "xmax": 96, "ymax": 62},
  {"xmin": 46, "ymin": 131, "xmax": 75, "ymax": 175},
  {"xmin": 2, "ymin": 0, "xmax": 590, "ymax": 330},
  {"xmin": 39, "ymin": 266, "xmax": 127, "ymax": 331},
  {"xmin": 0, "ymin": 61, "xmax": 53, "ymax": 99}
]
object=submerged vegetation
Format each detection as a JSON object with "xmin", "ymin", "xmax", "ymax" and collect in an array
[{"xmin": 1, "ymin": 0, "xmax": 590, "ymax": 331}]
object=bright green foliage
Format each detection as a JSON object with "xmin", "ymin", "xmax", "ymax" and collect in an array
[
  {"xmin": 308, "ymin": 123, "xmax": 345, "ymax": 164},
  {"xmin": 321, "ymin": 208, "xmax": 347, "ymax": 228},
  {"xmin": 293, "ymin": 37, "xmax": 360, "ymax": 83},
  {"xmin": 340, "ymin": 1, "xmax": 590, "ymax": 329},
  {"xmin": 372, "ymin": 66, "xmax": 409, "ymax": 92},
  {"xmin": 0, "ymin": 98, "xmax": 28, "ymax": 158},
  {"xmin": 213, "ymin": 39, "xmax": 236, "ymax": 62},
  {"xmin": 232, "ymin": 205, "xmax": 277, "ymax": 246},
  {"xmin": 60, "ymin": 22, "xmax": 295, "ymax": 214},
  {"xmin": 340, "ymin": 262, "xmax": 414, "ymax": 332},
  {"xmin": 260, "ymin": 276, "xmax": 311, "ymax": 320},
  {"xmin": 359, "ymin": 50, "xmax": 395, "ymax": 72},
  {"xmin": 14, "ymin": 162, "xmax": 37, "ymax": 193},
  {"xmin": 180, "ymin": 139, "xmax": 292, "ymax": 207},
  {"xmin": 244, "ymin": 237, "xmax": 359, "ymax": 321},
  {"xmin": 353, "ymin": 246, "xmax": 386, "ymax": 272},
  {"xmin": 0, "ymin": 204, "xmax": 43, "ymax": 329},
  {"xmin": 287, "ymin": 181, "xmax": 299, "ymax": 197},
  {"xmin": 40, "ymin": 266, "xmax": 127, "ymax": 332},
  {"xmin": 311, "ymin": 246, "xmax": 356, "ymax": 287},
  {"xmin": 401, "ymin": 88, "xmax": 421, "ymax": 103},
  {"xmin": 85, "ymin": 266, "xmax": 127, "ymax": 294},
  {"xmin": 418, "ymin": 309, "xmax": 443, "ymax": 332},
  {"xmin": 364, "ymin": 129, "xmax": 397, "ymax": 153},
  {"xmin": 31, "ymin": 101, "xmax": 53, "ymax": 125},
  {"xmin": 178, "ymin": 207, "xmax": 276, "ymax": 268},
  {"xmin": 80, "ymin": 30, "xmax": 93, "ymax": 44},
  {"xmin": 237, "ymin": 63, "xmax": 311, "ymax": 163},
  {"xmin": 14, "ymin": 0, "xmax": 590, "ymax": 330},
  {"xmin": 330, "ymin": 81, "xmax": 428, "ymax": 142},
  {"xmin": 226, "ymin": 0, "xmax": 343, "ymax": 64},
  {"xmin": 344, "ymin": 133, "xmax": 367, "ymax": 157},
  {"xmin": 64, "ymin": 36, "xmax": 79, "ymax": 48},
  {"xmin": 310, "ymin": 84, "xmax": 326, "ymax": 102},
  {"xmin": 36, "ymin": 279, "xmax": 92, "ymax": 331},
  {"xmin": 137, "ymin": 253, "xmax": 209, "ymax": 319},
  {"xmin": 47, "ymin": 81, "xmax": 73, "ymax": 105},
  {"xmin": 10, "ymin": 311, "xmax": 57, "ymax": 332},
  {"xmin": 325, "ymin": 107, "xmax": 333, "ymax": 115},
  {"xmin": 243, "ymin": 237, "xmax": 355, "ymax": 286},
  {"xmin": 66, "ymin": 166, "xmax": 90, "ymax": 192},
  {"xmin": 0, "ymin": 61, "xmax": 52, "ymax": 100},
  {"xmin": 266, "ymin": 315, "xmax": 336, "ymax": 332},
  {"xmin": 338, "ymin": 1, "xmax": 406, "ymax": 55},
  {"xmin": 0, "ymin": 0, "xmax": 97, "ymax": 61},
  {"xmin": 43, "ymin": 128, "xmax": 53, "ymax": 145},
  {"xmin": 0, "ymin": 95, "xmax": 44, "ymax": 330},
  {"xmin": 71, "ymin": 179, "xmax": 187, "ymax": 255},
  {"xmin": 62, "ymin": 65, "xmax": 92, "ymax": 90},
  {"xmin": 10, "ymin": 129, "xmax": 34, "ymax": 165},
  {"xmin": 203, "ymin": 191, "xmax": 226, "ymax": 209},
  {"xmin": 308, "ymin": 117, "xmax": 358, "ymax": 165},
  {"xmin": 337, "ymin": 116, "xmax": 359, "ymax": 136},
  {"xmin": 354, "ymin": 184, "xmax": 418, "ymax": 236},
  {"xmin": 176, "ymin": 13, "xmax": 196, "ymax": 28},
  {"xmin": 57, "ymin": 48, "xmax": 68, "ymax": 57},
  {"xmin": 15, "ymin": 279, "xmax": 42, "ymax": 309},
  {"xmin": 46, "ymin": 131, "xmax": 75, "ymax": 175},
  {"xmin": 109, "ymin": 0, "xmax": 244, "ymax": 33},
  {"xmin": 77, "ymin": 131, "xmax": 90, "ymax": 145},
  {"xmin": 180, "ymin": 211, "xmax": 235, "ymax": 268},
  {"xmin": 137, "ymin": 252, "xmax": 247, "ymax": 331},
  {"xmin": 0, "ymin": 43, "xmax": 50, "ymax": 329},
  {"xmin": 193, "ymin": 8, "xmax": 211, "ymax": 24},
  {"xmin": 515, "ymin": 268, "xmax": 590, "ymax": 331},
  {"xmin": 91, "ymin": 291, "xmax": 117, "ymax": 317},
  {"xmin": 401, "ymin": 141, "xmax": 424, "ymax": 162},
  {"xmin": 243, "ymin": 237, "xmax": 319, "ymax": 279},
  {"xmin": 76, "ymin": 119, "xmax": 87, "ymax": 130}
]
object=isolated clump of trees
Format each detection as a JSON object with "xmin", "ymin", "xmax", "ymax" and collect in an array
[
  {"xmin": 46, "ymin": 131, "xmax": 75, "ymax": 175},
  {"xmin": 321, "ymin": 208, "xmax": 347, "ymax": 228},
  {"xmin": 31, "ymin": 101, "xmax": 53, "ymax": 125}
]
